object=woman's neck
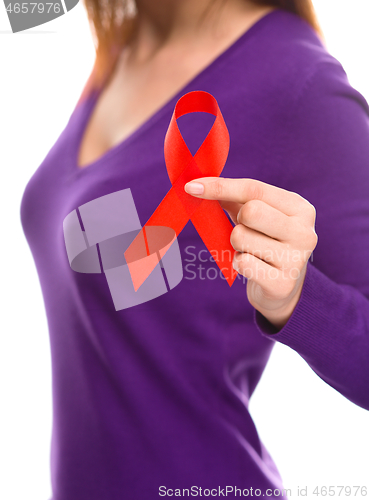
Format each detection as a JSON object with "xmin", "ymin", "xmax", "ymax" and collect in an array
[{"xmin": 130, "ymin": 0, "xmax": 274, "ymax": 62}]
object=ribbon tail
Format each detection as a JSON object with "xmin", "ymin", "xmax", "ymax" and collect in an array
[
  {"xmin": 190, "ymin": 200, "xmax": 238, "ymax": 287},
  {"xmin": 124, "ymin": 188, "xmax": 190, "ymax": 291}
]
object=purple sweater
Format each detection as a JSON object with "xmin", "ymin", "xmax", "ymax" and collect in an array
[{"xmin": 20, "ymin": 9, "xmax": 369, "ymax": 500}]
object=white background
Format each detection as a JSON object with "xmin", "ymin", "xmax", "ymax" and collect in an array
[{"xmin": 0, "ymin": 1, "xmax": 368, "ymax": 499}]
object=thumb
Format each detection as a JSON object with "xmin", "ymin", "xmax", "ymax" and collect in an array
[{"xmin": 218, "ymin": 200, "xmax": 242, "ymax": 225}]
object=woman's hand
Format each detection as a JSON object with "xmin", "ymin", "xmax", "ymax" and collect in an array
[{"xmin": 184, "ymin": 177, "xmax": 318, "ymax": 330}]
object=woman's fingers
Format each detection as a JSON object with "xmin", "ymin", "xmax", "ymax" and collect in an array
[
  {"xmin": 233, "ymin": 250, "xmax": 304, "ymax": 304},
  {"xmin": 184, "ymin": 176, "xmax": 313, "ymax": 218},
  {"xmin": 232, "ymin": 251, "xmax": 283, "ymax": 300},
  {"xmin": 236, "ymin": 199, "xmax": 293, "ymax": 241},
  {"xmin": 231, "ymin": 224, "xmax": 288, "ymax": 269}
]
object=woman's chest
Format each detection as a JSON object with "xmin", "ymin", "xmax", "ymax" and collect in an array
[{"xmin": 77, "ymin": 50, "xmax": 218, "ymax": 169}]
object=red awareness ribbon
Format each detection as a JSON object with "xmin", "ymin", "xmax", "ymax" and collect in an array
[{"xmin": 124, "ymin": 90, "xmax": 238, "ymax": 291}]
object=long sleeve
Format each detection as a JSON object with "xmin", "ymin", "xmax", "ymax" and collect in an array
[{"xmin": 254, "ymin": 59, "xmax": 369, "ymax": 411}]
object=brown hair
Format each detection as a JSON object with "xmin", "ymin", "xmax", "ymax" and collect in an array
[
  {"xmin": 251, "ymin": 0, "xmax": 321, "ymax": 33},
  {"xmin": 78, "ymin": 0, "xmax": 322, "ymax": 104}
]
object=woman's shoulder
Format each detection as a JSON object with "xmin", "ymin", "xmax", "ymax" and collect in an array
[
  {"xmin": 225, "ymin": 9, "xmax": 364, "ymax": 110},
  {"xmin": 255, "ymin": 9, "xmax": 336, "ymax": 70},
  {"xmin": 271, "ymin": 11, "xmax": 368, "ymax": 108}
]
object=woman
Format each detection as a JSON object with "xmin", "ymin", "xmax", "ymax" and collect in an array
[{"xmin": 20, "ymin": 0, "xmax": 369, "ymax": 498}]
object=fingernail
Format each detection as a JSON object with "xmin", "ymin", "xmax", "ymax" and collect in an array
[{"xmin": 185, "ymin": 182, "xmax": 204, "ymax": 195}]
